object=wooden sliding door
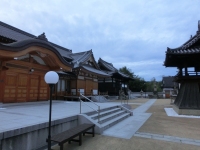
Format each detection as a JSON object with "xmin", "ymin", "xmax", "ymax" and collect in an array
[
  {"xmin": 17, "ymin": 73, "xmax": 28, "ymax": 102},
  {"xmin": 3, "ymin": 72, "xmax": 18, "ymax": 103},
  {"xmin": 29, "ymin": 75, "xmax": 39, "ymax": 101},
  {"xmin": 38, "ymin": 75, "xmax": 48, "ymax": 100}
]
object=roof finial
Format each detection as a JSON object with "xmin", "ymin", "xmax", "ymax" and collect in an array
[
  {"xmin": 36, "ymin": 32, "xmax": 48, "ymax": 41},
  {"xmin": 198, "ymin": 20, "xmax": 200, "ymax": 31}
]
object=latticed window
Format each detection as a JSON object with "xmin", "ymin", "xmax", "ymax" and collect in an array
[{"xmin": 57, "ymin": 79, "xmax": 67, "ymax": 92}]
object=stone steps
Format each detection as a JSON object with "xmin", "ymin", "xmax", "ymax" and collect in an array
[{"xmin": 85, "ymin": 106, "xmax": 131, "ymax": 132}]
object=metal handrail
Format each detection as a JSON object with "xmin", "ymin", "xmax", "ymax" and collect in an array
[
  {"xmin": 80, "ymin": 93, "xmax": 99, "ymax": 107},
  {"xmin": 121, "ymin": 99, "xmax": 128, "ymax": 104},
  {"xmin": 80, "ymin": 99, "xmax": 98, "ymax": 112},
  {"xmin": 79, "ymin": 94, "xmax": 100, "ymax": 123}
]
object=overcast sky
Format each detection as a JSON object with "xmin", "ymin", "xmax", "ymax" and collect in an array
[{"xmin": 1, "ymin": 0, "xmax": 200, "ymax": 81}]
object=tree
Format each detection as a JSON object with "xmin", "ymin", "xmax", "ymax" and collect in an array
[
  {"xmin": 129, "ymin": 75, "xmax": 146, "ymax": 92},
  {"xmin": 145, "ymin": 77, "xmax": 162, "ymax": 94},
  {"xmin": 119, "ymin": 66, "xmax": 146, "ymax": 92},
  {"xmin": 119, "ymin": 66, "xmax": 134, "ymax": 78}
]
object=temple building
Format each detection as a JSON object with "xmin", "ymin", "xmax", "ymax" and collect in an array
[
  {"xmin": 63, "ymin": 50, "xmax": 110, "ymax": 98},
  {"xmin": 98, "ymin": 58, "xmax": 133, "ymax": 96},
  {"xmin": 0, "ymin": 21, "xmax": 110, "ymax": 103},
  {"xmin": 161, "ymin": 76, "xmax": 178, "ymax": 98},
  {"xmin": 164, "ymin": 20, "xmax": 200, "ymax": 115}
]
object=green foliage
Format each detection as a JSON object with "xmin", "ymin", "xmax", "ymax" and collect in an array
[
  {"xmin": 129, "ymin": 76, "xmax": 146, "ymax": 92},
  {"xmin": 119, "ymin": 66, "xmax": 134, "ymax": 78},
  {"xmin": 145, "ymin": 78, "xmax": 162, "ymax": 93},
  {"xmin": 119, "ymin": 66, "xmax": 146, "ymax": 92},
  {"xmin": 119, "ymin": 66, "xmax": 162, "ymax": 92}
]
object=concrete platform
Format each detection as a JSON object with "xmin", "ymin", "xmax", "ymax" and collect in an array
[
  {"xmin": 0, "ymin": 100, "xmax": 123, "ymax": 133},
  {"xmin": 1, "ymin": 99, "xmax": 200, "ymax": 150}
]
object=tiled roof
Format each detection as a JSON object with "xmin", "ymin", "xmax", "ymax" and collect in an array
[
  {"xmin": 0, "ymin": 21, "xmax": 72, "ymax": 60},
  {"xmin": 0, "ymin": 21, "xmax": 35, "ymax": 41},
  {"xmin": 162, "ymin": 76, "xmax": 178, "ymax": 88},
  {"xmin": 70, "ymin": 50, "xmax": 92, "ymax": 64},
  {"xmin": 81, "ymin": 65, "xmax": 110, "ymax": 77},
  {"xmin": 166, "ymin": 23, "xmax": 200, "ymax": 55},
  {"xmin": 167, "ymin": 47, "xmax": 200, "ymax": 54},
  {"xmin": 118, "ymin": 71, "xmax": 131, "ymax": 78},
  {"xmin": 56, "ymin": 71, "xmax": 76, "ymax": 76},
  {"xmin": 181, "ymin": 33, "xmax": 200, "ymax": 49},
  {"xmin": 164, "ymin": 21, "xmax": 200, "ymax": 67},
  {"xmin": 98, "ymin": 58, "xmax": 117, "ymax": 72},
  {"xmin": 98, "ymin": 58, "xmax": 133, "ymax": 80}
]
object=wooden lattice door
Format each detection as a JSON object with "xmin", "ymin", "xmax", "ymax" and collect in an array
[
  {"xmin": 3, "ymin": 72, "xmax": 17, "ymax": 103},
  {"xmin": 17, "ymin": 73, "xmax": 28, "ymax": 102},
  {"xmin": 29, "ymin": 75, "xmax": 39, "ymax": 101},
  {"xmin": 85, "ymin": 79, "xmax": 93, "ymax": 95},
  {"xmin": 38, "ymin": 76, "xmax": 48, "ymax": 100}
]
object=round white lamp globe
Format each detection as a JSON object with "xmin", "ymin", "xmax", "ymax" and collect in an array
[{"xmin": 44, "ymin": 71, "xmax": 59, "ymax": 84}]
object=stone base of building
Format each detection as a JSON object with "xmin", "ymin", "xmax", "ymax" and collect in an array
[{"xmin": 173, "ymin": 105, "xmax": 200, "ymax": 116}]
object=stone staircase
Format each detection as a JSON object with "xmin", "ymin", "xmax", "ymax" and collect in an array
[
  {"xmin": 91, "ymin": 95, "xmax": 108, "ymax": 102},
  {"xmin": 78, "ymin": 105, "xmax": 133, "ymax": 134}
]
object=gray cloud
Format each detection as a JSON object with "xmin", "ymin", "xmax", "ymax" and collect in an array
[{"xmin": 1, "ymin": 0, "xmax": 200, "ymax": 81}]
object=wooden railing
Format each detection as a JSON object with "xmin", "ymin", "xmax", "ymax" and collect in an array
[{"xmin": 177, "ymin": 71, "xmax": 200, "ymax": 76}]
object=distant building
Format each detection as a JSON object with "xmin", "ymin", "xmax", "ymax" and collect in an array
[
  {"xmin": 161, "ymin": 76, "xmax": 178, "ymax": 98},
  {"xmin": 65, "ymin": 50, "xmax": 110, "ymax": 97}
]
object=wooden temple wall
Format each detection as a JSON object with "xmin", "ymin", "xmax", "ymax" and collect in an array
[
  {"xmin": 98, "ymin": 78, "xmax": 121, "ymax": 95},
  {"xmin": 0, "ymin": 60, "xmax": 49, "ymax": 103},
  {"xmin": 0, "ymin": 64, "xmax": 101, "ymax": 102},
  {"xmin": 0, "ymin": 62, "xmax": 3, "ymax": 101},
  {"xmin": 76, "ymin": 76, "xmax": 98, "ymax": 96}
]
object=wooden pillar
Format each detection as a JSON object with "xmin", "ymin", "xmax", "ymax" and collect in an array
[
  {"xmin": 104, "ymin": 78, "xmax": 105, "ymax": 92},
  {"xmin": 185, "ymin": 67, "xmax": 188, "ymax": 76},
  {"xmin": 179, "ymin": 67, "xmax": 183, "ymax": 76},
  {"xmin": 112, "ymin": 77, "xmax": 113, "ymax": 86},
  {"xmin": 0, "ymin": 70, "xmax": 6, "ymax": 102}
]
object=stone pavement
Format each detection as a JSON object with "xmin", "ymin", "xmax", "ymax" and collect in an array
[
  {"xmin": 51, "ymin": 99, "xmax": 200, "ymax": 150},
  {"xmin": 0, "ymin": 100, "xmax": 122, "ymax": 133},
  {"xmin": 1, "ymin": 99, "xmax": 200, "ymax": 150},
  {"xmin": 102, "ymin": 99, "xmax": 156, "ymax": 139}
]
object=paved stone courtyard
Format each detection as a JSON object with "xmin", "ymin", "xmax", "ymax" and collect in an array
[
  {"xmin": 1, "ymin": 98, "xmax": 200, "ymax": 150},
  {"xmin": 50, "ymin": 99, "xmax": 200, "ymax": 150}
]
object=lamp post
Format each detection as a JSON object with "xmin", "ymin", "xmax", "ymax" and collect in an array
[
  {"xmin": 140, "ymin": 89, "xmax": 143, "ymax": 98},
  {"xmin": 44, "ymin": 71, "xmax": 59, "ymax": 150},
  {"xmin": 144, "ymin": 83, "xmax": 146, "ymax": 98}
]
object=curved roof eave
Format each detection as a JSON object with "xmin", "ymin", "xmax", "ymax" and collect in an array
[
  {"xmin": 75, "ymin": 65, "xmax": 111, "ymax": 78},
  {"xmin": 167, "ymin": 33, "xmax": 200, "ymax": 53},
  {"xmin": 98, "ymin": 58, "xmax": 118, "ymax": 72},
  {"xmin": 0, "ymin": 39, "xmax": 72, "ymax": 68},
  {"xmin": 112, "ymin": 71, "xmax": 134, "ymax": 81}
]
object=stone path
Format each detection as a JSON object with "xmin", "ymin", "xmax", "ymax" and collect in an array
[
  {"xmin": 102, "ymin": 99, "xmax": 156, "ymax": 139},
  {"xmin": 102, "ymin": 99, "xmax": 200, "ymax": 147},
  {"xmin": 134, "ymin": 132, "xmax": 200, "ymax": 146}
]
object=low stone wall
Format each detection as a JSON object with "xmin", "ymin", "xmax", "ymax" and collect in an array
[
  {"xmin": 130, "ymin": 92, "xmax": 151, "ymax": 98},
  {"xmin": 0, "ymin": 116, "xmax": 78, "ymax": 150},
  {"xmin": 173, "ymin": 105, "xmax": 200, "ymax": 116}
]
